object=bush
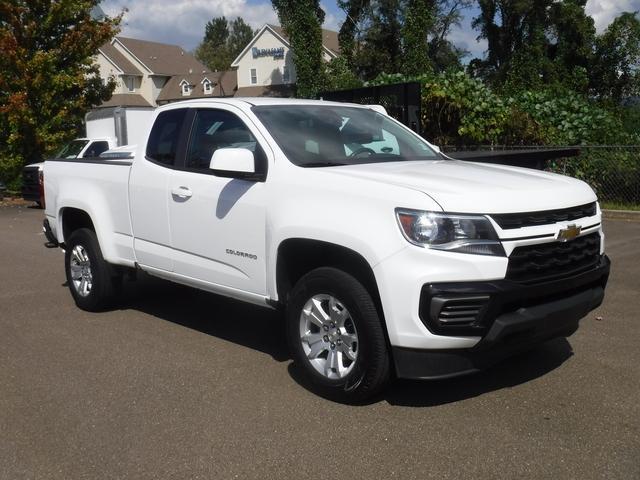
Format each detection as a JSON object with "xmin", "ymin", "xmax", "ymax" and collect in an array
[{"xmin": 369, "ymin": 71, "xmax": 549, "ymax": 146}]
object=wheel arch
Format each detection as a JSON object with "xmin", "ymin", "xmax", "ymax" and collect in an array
[
  {"xmin": 59, "ymin": 207, "xmax": 96, "ymax": 245},
  {"xmin": 275, "ymin": 238, "xmax": 385, "ymax": 320}
]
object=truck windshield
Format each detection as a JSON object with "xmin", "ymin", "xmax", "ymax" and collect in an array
[
  {"xmin": 56, "ymin": 140, "xmax": 89, "ymax": 159},
  {"xmin": 252, "ymin": 105, "xmax": 440, "ymax": 167}
]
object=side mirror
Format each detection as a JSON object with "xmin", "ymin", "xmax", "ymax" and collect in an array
[{"xmin": 209, "ymin": 148, "xmax": 259, "ymax": 180}]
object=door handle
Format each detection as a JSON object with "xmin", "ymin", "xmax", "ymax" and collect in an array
[{"xmin": 171, "ymin": 186, "xmax": 193, "ymax": 199}]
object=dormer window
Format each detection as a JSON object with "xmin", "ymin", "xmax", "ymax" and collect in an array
[
  {"xmin": 202, "ymin": 78, "xmax": 213, "ymax": 95},
  {"xmin": 125, "ymin": 76, "xmax": 135, "ymax": 92},
  {"xmin": 179, "ymin": 79, "xmax": 191, "ymax": 96}
]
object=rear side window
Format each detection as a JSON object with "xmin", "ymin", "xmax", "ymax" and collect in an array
[
  {"xmin": 83, "ymin": 141, "xmax": 109, "ymax": 158},
  {"xmin": 146, "ymin": 109, "xmax": 188, "ymax": 165}
]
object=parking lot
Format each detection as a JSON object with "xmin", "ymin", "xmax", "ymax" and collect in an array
[{"xmin": 1, "ymin": 204, "xmax": 638, "ymax": 479}]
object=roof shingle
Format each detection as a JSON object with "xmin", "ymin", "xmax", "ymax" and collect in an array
[
  {"xmin": 156, "ymin": 71, "xmax": 238, "ymax": 103},
  {"xmin": 115, "ymin": 37, "xmax": 210, "ymax": 76},
  {"xmin": 99, "ymin": 42, "xmax": 143, "ymax": 75}
]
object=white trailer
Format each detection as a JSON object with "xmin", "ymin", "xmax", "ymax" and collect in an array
[{"xmin": 85, "ymin": 106, "xmax": 154, "ymax": 147}]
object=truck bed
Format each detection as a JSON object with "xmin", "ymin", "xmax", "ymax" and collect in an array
[{"xmin": 44, "ymin": 158, "xmax": 136, "ymax": 266}]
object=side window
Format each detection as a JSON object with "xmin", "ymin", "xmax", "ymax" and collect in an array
[
  {"xmin": 84, "ymin": 141, "xmax": 110, "ymax": 158},
  {"xmin": 146, "ymin": 109, "xmax": 188, "ymax": 166},
  {"xmin": 186, "ymin": 109, "xmax": 265, "ymax": 173}
]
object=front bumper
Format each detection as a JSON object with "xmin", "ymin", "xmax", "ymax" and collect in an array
[{"xmin": 393, "ymin": 255, "xmax": 610, "ymax": 379}]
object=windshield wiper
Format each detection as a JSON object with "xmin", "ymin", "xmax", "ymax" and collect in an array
[{"xmin": 300, "ymin": 161, "xmax": 347, "ymax": 168}]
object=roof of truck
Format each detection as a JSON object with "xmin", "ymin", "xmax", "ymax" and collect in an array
[{"xmin": 158, "ymin": 97, "xmax": 369, "ymax": 110}]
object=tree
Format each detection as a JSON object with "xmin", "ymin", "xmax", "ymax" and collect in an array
[
  {"xmin": 547, "ymin": 0, "xmax": 595, "ymax": 93},
  {"xmin": 470, "ymin": 0, "xmax": 597, "ymax": 91},
  {"xmin": 337, "ymin": 0, "xmax": 371, "ymax": 67},
  {"xmin": 471, "ymin": 0, "xmax": 553, "ymax": 87},
  {"xmin": 195, "ymin": 17, "xmax": 256, "ymax": 73},
  {"xmin": 402, "ymin": 0, "xmax": 435, "ymax": 76},
  {"xmin": 228, "ymin": 18, "xmax": 255, "ymax": 58},
  {"xmin": 338, "ymin": 0, "xmax": 470, "ymax": 80},
  {"xmin": 355, "ymin": 0, "xmax": 404, "ymax": 79},
  {"xmin": 195, "ymin": 17, "xmax": 230, "ymax": 72},
  {"xmin": 0, "ymin": 0, "xmax": 121, "ymax": 186},
  {"xmin": 272, "ymin": 0, "xmax": 326, "ymax": 98},
  {"xmin": 591, "ymin": 12, "xmax": 640, "ymax": 102},
  {"xmin": 428, "ymin": 0, "xmax": 472, "ymax": 71}
]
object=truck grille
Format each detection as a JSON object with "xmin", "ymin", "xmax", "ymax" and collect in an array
[
  {"xmin": 506, "ymin": 232, "xmax": 601, "ymax": 284},
  {"xmin": 491, "ymin": 202, "xmax": 597, "ymax": 229}
]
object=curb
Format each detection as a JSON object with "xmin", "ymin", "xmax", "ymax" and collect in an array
[{"xmin": 603, "ymin": 209, "xmax": 640, "ymax": 221}]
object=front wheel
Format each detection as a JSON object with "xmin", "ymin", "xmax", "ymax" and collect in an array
[
  {"xmin": 286, "ymin": 267, "xmax": 390, "ymax": 402},
  {"xmin": 65, "ymin": 228, "xmax": 119, "ymax": 312}
]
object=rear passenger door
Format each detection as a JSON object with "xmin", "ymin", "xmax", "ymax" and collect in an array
[
  {"xmin": 167, "ymin": 106, "xmax": 269, "ymax": 295},
  {"xmin": 129, "ymin": 108, "xmax": 189, "ymax": 272}
]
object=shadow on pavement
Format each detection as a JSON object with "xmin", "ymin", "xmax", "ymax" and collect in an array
[
  {"xmin": 111, "ymin": 273, "xmax": 574, "ymax": 406},
  {"xmin": 116, "ymin": 273, "xmax": 289, "ymax": 362}
]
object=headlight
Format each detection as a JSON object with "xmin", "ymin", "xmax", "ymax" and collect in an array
[{"xmin": 395, "ymin": 208, "xmax": 505, "ymax": 256}]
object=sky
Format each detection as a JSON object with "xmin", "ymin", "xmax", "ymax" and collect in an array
[{"xmin": 101, "ymin": 0, "xmax": 640, "ymax": 60}]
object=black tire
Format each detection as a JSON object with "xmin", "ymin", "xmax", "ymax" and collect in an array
[
  {"xmin": 286, "ymin": 267, "xmax": 390, "ymax": 402},
  {"xmin": 64, "ymin": 228, "xmax": 119, "ymax": 312}
]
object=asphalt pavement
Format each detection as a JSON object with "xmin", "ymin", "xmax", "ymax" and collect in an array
[{"xmin": 1, "ymin": 204, "xmax": 638, "ymax": 479}]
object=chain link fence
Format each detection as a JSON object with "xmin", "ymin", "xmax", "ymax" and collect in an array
[{"xmin": 443, "ymin": 145, "xmax": 640, "ymax": 209}]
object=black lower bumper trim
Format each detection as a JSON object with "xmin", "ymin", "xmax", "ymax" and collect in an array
[{"xmin": 394, "ymin": 258, "xmax": 609, "ymax": 380}]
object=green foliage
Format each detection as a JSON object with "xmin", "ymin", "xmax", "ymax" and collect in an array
[
  {"xmin": 472, "ymin": 0, "xmax": 597, "ymax": 92},
  {"xmin": 352, "ymin": 0, "xmax": 404, "ymax": 80},
  {"xmin": 513, "ymin": 89, "xmax": 630, "ymax": 145},
  {"xmin": 323, "ymin": 57, "xmax": 363, "ymax": 91},
  {"xmin": 402, "ymin": 0, "xmax": 434, "ymax": 76},
  {"xmin": 272, "ymin": 0, "xmax": 326, "ymax": 98},
  {"xmin": 195, "ymin": 17, "xmax": 255, "ymax": 73},
  {"xmin": 549, "ymin": 148, "xmax": 640, "ymax": 205},
  {"xmin": 0, "ymin": 0, "xmax": 121, "ymax": 184},
  {"xmin": 471, "ymin": 1, "xmax": 640, "ymax": 102},
  {"xmin": 368, "ymin": 70, "xmax": 635, "ymax": 146},
  {"xmin": 590, "ymin": 12, "xmax": 640, "ymax": 102},
  {"xmin": 369, "ymin": 71, "xmax": 546, "ymax": 145},
  {"xmin": 338, "ymin": 0, "xmax": 469, "ymax": 81},
  {"xmin": 337, "ymin": 0, "xmax": 370, "ymax": 67}
]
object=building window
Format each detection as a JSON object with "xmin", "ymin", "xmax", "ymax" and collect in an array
[
  {"xmin": 283, "ymin": 65, "xmax": 290, "ymax": 84},
  {"xmin": 125, "ymin": 76, "xmax": 135, "ymax": 92},
  {"xmin": 203, "ymin": 79, "xmax": 213, "ymax": 95},
  {"xmin": 180, "ymin": 80, "xmax": 191, "ymax": 96},
  {"xmin": 250, "ymin": 68, "xmax": 257, "ymax": 85}
]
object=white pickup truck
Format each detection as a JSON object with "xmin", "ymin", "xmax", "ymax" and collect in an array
[{"xmin": 44, "ymin": 98, "xmax": 610, "ymax": 401}]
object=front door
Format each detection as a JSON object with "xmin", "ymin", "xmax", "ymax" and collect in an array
[{"xmin": 167, "ymin": 107, "xmax": 269, "ymax": 295}]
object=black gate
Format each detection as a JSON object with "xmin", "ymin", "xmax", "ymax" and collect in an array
[{"xmin": 319, "ymin": 82, "xmax": 422, "ymax": 135}]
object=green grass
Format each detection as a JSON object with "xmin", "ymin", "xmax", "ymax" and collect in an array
[{"xmin": 601, "ymin": 201, "xmax": 640, "ymax": 211}]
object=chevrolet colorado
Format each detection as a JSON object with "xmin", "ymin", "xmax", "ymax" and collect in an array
[{"xmin": 43, "ymin": 98, "xmax": 610, "ymax": 401}]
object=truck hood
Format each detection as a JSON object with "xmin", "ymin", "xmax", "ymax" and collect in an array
[{"xmin": 326, "ymin": 160, "xmax": 596, "ymax": 213}]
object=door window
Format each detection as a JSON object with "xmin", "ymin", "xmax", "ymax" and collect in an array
[
  {"xmin": 185, "ymin": 109, "xmax": 265, "ymax": 173},
  {"xmin": 146, "ymin": 109, "xmax": 188, "ymax": 166}
]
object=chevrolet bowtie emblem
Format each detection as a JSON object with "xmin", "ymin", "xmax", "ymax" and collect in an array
[{"xmin": 557, "ymin": 224, "xmax": 582, "ymax": 242}]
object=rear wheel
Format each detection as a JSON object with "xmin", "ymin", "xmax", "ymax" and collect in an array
[
  {"xmin": 287, "ymin": 267, "xmax": 390, "ymax": 402},
  {"xmin": 65, "ymin": 228, "xmax": 119, "ymax": 311}
]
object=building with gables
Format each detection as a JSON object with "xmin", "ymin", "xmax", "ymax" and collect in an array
[
  {"xmin": 230, "ymin": 24, "xmax": 340, "ymax": 97},
  {"xmin": 94, "ymin": 23, "xmax": 341, "ymax": 108}
]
